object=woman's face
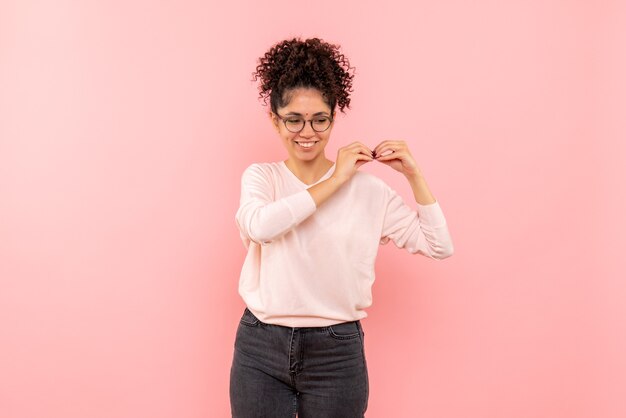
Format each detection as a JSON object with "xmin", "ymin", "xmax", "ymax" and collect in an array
[{"xmin": 270, "ymin": 87, "xmax": 335, "ymax": 164}]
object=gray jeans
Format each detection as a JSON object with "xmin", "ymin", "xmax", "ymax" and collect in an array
[{"xmin": 229, "ymin": 307, "xmax": 369, "ymax": 417}]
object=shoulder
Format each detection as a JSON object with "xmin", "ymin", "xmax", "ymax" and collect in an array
[
  {"xmin": 240, "ymin": 161, "xmax": 283, "ymax": 185},
  {"xmin": 242, "ymin": 161, "xmax": 280, "ymax": 173},
  {"xmin": 241, "ymin": 161, "xmax": 282, "ymax": 177}
]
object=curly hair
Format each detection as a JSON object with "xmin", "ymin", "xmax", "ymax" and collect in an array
[{"xmin": 252, "ymin": 37, "xmax": 356, "ymax": 115}]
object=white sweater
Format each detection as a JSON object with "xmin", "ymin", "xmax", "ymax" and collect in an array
[{"xmin": 235, "ymin": 160, "xmax": 454, "ymax": 327}]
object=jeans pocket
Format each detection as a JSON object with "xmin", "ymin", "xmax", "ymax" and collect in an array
[
  {"xmin": 328, "ymin": 321, "xmax": 361, "ymax": 340},
  {"xmin": 239, "ymin": 307, "xmax": 260, "ymax": 327}
]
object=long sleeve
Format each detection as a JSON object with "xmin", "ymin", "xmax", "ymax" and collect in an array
[
  {"xmin": 235, "ymin": 164, "xmax": 317, "ymax": 247},
  {"xmin": 379, "ymin": 186, "xmax": 454, "ymax": 259},
  {"xmin": 236, "ymin": 163, "xmax": 453, "ymax": 327}
]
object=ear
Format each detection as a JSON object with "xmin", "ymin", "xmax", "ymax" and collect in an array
[{"xmin": 269, "ymin": 111, "xmax": 280, "ymax": 132}]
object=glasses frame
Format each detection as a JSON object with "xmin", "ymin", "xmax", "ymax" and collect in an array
[{"xmin": 274, "ymin": 112, "xmax": 334, "ymax": 133}]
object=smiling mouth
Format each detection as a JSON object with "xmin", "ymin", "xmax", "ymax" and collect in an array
[{"xmin": 294, "ymin": 140, "xmax": 320, "ymax": 148}]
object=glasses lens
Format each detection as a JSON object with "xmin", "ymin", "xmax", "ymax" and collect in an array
[
  {"xmin": 284, "ymin": 118, "xmax": 305, "ymax": 133},
  {"xmin": 312, "ymin": 117, "xmax": 331, "ymax": 132}
]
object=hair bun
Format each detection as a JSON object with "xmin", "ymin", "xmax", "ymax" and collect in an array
[{"xmin": 252, "ymin": 37, "xmax": 355, "ymax": 114}]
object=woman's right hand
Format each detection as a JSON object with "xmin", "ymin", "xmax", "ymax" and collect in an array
[{"xmin": 332, "ymin": 142, "xmax": 374, "ymax": 183}]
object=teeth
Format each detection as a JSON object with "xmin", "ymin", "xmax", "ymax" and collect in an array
[{"xmin": 296, "ymin": 141, "xmax": 317, "ymax": 148}]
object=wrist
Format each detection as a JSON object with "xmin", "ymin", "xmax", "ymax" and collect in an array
[
  {"xmin": 329, "ymin": 173, "xmax": 349, "ymax": 186},
  {"xmin": 404, "ymin": 171, "xmax": 424, "ymax": 183}
]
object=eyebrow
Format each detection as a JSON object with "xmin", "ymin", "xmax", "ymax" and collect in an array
[{"xmin": 284, "ymin": 111, "xmax": 330, "ymax": 116}]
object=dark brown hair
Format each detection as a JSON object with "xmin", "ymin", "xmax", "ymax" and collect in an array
[{"xmin": 252, "ymin": 37, "xmax": 356, "ymax": 115}]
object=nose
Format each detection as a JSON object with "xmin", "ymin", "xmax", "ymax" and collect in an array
[{"xmin": 298, "ymin": 121, "xmax": 316, "ymax": 139}]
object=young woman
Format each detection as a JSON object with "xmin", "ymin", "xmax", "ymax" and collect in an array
[{"xmin": 230, "ymin": 37, "xmax": 454, "ymax": 418}]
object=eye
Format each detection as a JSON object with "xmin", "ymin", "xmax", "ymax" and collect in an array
[
  {"xmin": 285, "ymin": 118, "xmax": 303, "ymax": 125},
  {"xmin": 313, "ymin": 117, "xmax": 329, "ymax": 123}
]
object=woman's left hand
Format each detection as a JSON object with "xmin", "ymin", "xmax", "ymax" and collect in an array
[{"xmin": 373, "ymin": 140, "xmax": 422, "ymax": 177}]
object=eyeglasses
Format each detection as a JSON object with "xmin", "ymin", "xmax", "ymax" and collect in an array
[{"xmin": 275, "ymin": 113, "xmax": 333, "ymax": 133}]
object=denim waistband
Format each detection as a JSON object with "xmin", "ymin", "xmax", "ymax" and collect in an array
[{"xmin": 243, "ymin": 307, "xmax": 362, "ymax": 332}]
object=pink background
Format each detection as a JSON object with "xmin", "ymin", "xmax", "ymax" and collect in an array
[{"xmin": 1, "ymin": 1, "xmax": 624, "ymax": 417}]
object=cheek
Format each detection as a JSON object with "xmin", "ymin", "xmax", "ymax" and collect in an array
[{"xmin": 277, "ymin": 129, "xmax": 293, "ymax": 139}]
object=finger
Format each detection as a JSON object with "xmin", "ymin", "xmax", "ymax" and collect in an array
[
  {"xmin": 355, "ymin": 159, "xmax": 372, "ymax": 169},
  {"xmin": 373, "ymin": 140, "xmax": 395, "ymax": 153},
  {"xmin": 373, "ymin": 144, "xmax": 394, "ymax": 156},
  {"xmin": 350, "ymin": 145, "xmax": 374, "ymax": 158},
  {"xmin": 355, "ymin": 153, "xmax": 374, "ymax": 161},
  {"xmin": 346, "ymin": 144, "xmax": 373, "ymax": 158},
  {"xmin": 353, "ymin": 154, "xmax": 374, "ymax": 165},
  {"xmin": 352, "ymin": 141, "xmax": 372, "ymax": 149},
  {"xmin": 374, "ymin": 151, "xmax": 402, "ymax": 161},
  {"xmin": 374, "ymin": 140, "xmax": 404, "ymax": 155},
  {"xmin": 342, "ymin": 142, "xmax": 365, "ymax": 151},
  {"xmin": 355, "ymin": 154, "xmax": 374, "ymax": 166},
  {"xmin": 374, "ymin": 148, "xmax": 395, "ymax": 158},
  {"xmin": 338, "ymin": 145, "xmax": 366, "ymax": 158}
]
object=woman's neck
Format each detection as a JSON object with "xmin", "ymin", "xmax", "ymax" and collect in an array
[{"xmin": 284, "ymin": 158, "xmax": 334, "ymax": 185}]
